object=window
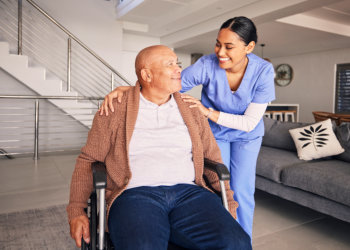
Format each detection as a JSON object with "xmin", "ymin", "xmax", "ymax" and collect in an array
[{"xmin": 335, "ymin": 63, "xmax": 350, "ymax": 114}]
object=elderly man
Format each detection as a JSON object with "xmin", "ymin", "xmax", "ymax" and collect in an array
[{"xmin": 67, "ymin": 45, "xmax": 251, "ymax": 249}]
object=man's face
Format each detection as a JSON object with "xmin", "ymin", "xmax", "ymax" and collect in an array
[{"xmin": 148, "ymin": 48, "xmax": 182, "ymax": 95}]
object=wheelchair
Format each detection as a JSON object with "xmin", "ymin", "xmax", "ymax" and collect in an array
[{"xmin": 81, "ymin": 158, "xmax": 230, "ymax": 250}]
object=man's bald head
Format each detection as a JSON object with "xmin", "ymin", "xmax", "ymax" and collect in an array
[
  {"xmin": 135, "ymin": 45, "xmax": 172, "ymax": 81},
  {"xmin": 133, "ymin": 45, "xmax": 181, "ymax": 105}
]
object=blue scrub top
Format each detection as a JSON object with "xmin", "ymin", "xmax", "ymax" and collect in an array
[{"xmin": 181, "ymin": 53, "xmax": 275, "ymax": 142}]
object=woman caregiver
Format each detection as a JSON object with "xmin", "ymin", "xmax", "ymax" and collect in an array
[{"xmin": 99, "ymin": 16, "xmax": 275, "ymax": 237}]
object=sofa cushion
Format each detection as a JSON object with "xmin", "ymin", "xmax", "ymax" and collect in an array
[
  {"xmin": 281, "ymin": 160, "xmax": 350, "ymax": 207},
  {"xmin": 289, "ymin": 119, "xmax": 344, "ymax": 161},
  {"xmin": 256, "ymin": 146, "xmax": 305, "ymax": 183},
  {"xmin": 263, "ymin": 116, "xmax": 275, "ymax": 134},
  {"xmin": 335, "ymin": 122, "xmax": 350, "ymax": 163},
  {"xmin": 262, "ymin": 117, "xmax": 311, "ymax": 152}
]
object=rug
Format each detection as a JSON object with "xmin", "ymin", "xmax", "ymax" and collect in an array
[{"xmin": 0, "ymin": 204, "xmax": 76, "ymax": 250}]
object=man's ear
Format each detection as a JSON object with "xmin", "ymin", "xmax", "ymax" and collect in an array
[
  {"xmin": 246, "ymin": 41, "xmax": 255, "ymax": 54},
  {"xmin": 141, "ymin": 69, "xmax": 151, "ymax": 82}
]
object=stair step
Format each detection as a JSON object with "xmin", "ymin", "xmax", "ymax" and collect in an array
[
  {"xmin": 51, "ymin": 99, "xmax": 96, "ymax": 108},
  {"xmin": 51, "ymin": 89, "xmax": 79, "ymax": 96},
  {"xmin": 42, "ymin": 79, "xmax": 66, "ymax": 93},
  {"xmin": 70, "ymin": 114, "xmax": 95, "ymax": 123},
  {"xmin": 0, "ymin": 42, "xmax": 9, "ymax": 54},
  {"xmin": 1, "ymin": 54, "xmax": 28, "ymax": 69},
  {"xmin": 64, "ymin": 113, "xmax": 94, "ymax": 128},
  {"xmin": 0, "ymin": 40, "xmax": 97, "ymax": 129},
  {"xmin": 37, "ymin": 87, "xmax": 71, "ymax": 96},
  {"xmin": 22, "ymin": 78, "xmax": 63, "ymax": 95},
  {"xmin": 27, "ymin": 67, "xmax": 46, "ymax": 80}
]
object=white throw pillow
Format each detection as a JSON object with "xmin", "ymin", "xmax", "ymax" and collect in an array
[{"xmin": 289, "ymin": 119, "xmax": 344, "ymax": 160}]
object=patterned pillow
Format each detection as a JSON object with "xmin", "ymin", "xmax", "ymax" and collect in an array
[{"xmin": 289, "ymin": 119, "xmax": 344, "ymax": 160}]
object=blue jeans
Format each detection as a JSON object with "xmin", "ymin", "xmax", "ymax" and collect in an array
[
  {"xmin": 108, "ymin": 184, "xmax": 251, "ymax": 250},
  {"xmin": 216, "ymin": 137, "xmax": 263, "ymax": 238}
]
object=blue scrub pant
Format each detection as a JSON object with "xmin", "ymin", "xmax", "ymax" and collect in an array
[
  {"xmin": 108, "ymin": 184, "xmax": 251, "ymax": 250},
  {"xmin": 216, "ymin": 137, "xmax": 262, "ymax": 238}
]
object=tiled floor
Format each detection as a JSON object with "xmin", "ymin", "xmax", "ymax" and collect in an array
[
  {"xmin": 1, "ymin": 153, "xmax": 350, "ymax": 250},
  {"xmin": 0, "ymin": 153, "xmax": 75, "ymax": 213}
]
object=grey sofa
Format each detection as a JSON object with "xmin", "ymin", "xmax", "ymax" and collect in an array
[{"xmin": 256, "ymin": 117, "xmax": 350, "ymax": 223}]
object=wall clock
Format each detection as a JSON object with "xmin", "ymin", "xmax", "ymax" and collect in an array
[{"xmin": 275, "ymin": 64, "xmax": 293, "ymax": 87}]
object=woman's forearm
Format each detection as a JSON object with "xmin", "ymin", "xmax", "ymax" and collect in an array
[{"xmin": 214, "ymin": 103, "xmax": 268, "ymax": 132}]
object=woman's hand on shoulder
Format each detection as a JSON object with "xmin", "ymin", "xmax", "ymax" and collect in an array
[
  {"xmin": 99, "ymin": 85, "xmax": 132, "ymax": 116},
  {"xmin": 181, "ymin": 93, "xmax": 209, "ymax": 115},
  {"xmin": 181, "ymin": 93, "xmax": 219, "ymax": 122}
]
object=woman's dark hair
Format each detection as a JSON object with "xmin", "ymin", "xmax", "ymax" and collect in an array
[{"xmin": 220, "ymin": 16, "xmax": 257, "ymax": 45}]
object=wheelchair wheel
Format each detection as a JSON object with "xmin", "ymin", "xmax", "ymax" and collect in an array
[{"xmin": 105, "ymin": 232, "xmax": 115, "ymax": 250}]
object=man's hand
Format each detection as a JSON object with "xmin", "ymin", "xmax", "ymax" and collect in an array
[
  {"xmin": 69, "ymin": 215, "xmax": 90, "ymax": 248},
  {"xmin": 99, "ymin": 86, "xmax": 132, "ymax": 116}
]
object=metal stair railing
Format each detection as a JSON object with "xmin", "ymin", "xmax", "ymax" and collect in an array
[
  {"xmin": 0, "ymin": 0, "xmax": 131, "ymax": 98},
  {"xmin": 0, "ymin": 95, "xmax": 104, "ymax": 160}
]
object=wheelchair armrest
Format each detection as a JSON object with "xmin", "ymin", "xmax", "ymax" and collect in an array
[
  {"xmin": 92, "ymin": 161, "xmax": 107, "ymax": 190},
  {"xmin": 204, "ymin": 158, "xmax": 230, "ymax": 181},
  {"xmin": 204, "ymin": 158, "xmax": 230, "ymax": 211},
  {"xmin": 90, "ymin": 162, "xmax": 107, "ymax": 250}
]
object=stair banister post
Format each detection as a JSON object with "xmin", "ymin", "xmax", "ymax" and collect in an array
[
  {"xmin": 34, "ymin": 99, "xmax": 39, "ymax": 160},
  {"xmin": 67, "ymin": 37, "xmax": 72, "ymax": 92},
  {"xmin": 18, "ymin": 0, "xmax": 22, "ymax": 55},
  {"xmin": 111, "ymin": 73, "xmax": 114, "ymax": 91}
]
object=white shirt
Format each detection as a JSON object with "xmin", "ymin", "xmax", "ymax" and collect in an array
[{"xmin": 127, "ymin": 93, "xmax": 195, "ymax": 189}]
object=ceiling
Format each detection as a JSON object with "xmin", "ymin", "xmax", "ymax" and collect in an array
[{"xmin": 114, "ymin": 0, "xmax": 350, "ymax": 58}]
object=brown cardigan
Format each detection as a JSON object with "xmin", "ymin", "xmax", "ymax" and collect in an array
[{"xmin": 67, "ymin": 83, "xmax": 238, "ymax": 222}]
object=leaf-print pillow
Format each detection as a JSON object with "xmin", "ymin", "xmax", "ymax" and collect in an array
[{"xmin": 289, "ymin": 119, "xmax": 344, "ymax": 160}]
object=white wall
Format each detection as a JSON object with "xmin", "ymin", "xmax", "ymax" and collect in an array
[
  {"xmin": 271, "ymin": 47, "xmax": 350, "ymax": 122},
  {"xmin": 122, "ymin": 33, "xmax": 160, "ymax": 84},
  {"xmin": 174, "ymin": 47, "xmax": 350, "ymax": 122},
  {"xmin": 34, "ymin": 0, "xmax": 123, "ymax": 71},
  {"xmin": 176, "ymin": 51, "xmax": 203, "ymax": 99},
  {"xmin": 33, "ymin": 0, "xmax": 164, "ymax": 86}
]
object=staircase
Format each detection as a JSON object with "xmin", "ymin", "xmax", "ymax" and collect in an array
[
  {"xmin": 0, "ymin": 41, "xmax": 95, "ymax": 127},
  {"xmin": 0, "ymin": 0, "xmax": 131, "ymax": 129},
  {"xmin": 0, "ymin": 0, "xmax": 132, "ymax": 157}
]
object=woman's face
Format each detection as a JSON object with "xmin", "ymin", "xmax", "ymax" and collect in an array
[{"xmin": 215, "ymin": 28, "xmax": 254, "ymax": 71}]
